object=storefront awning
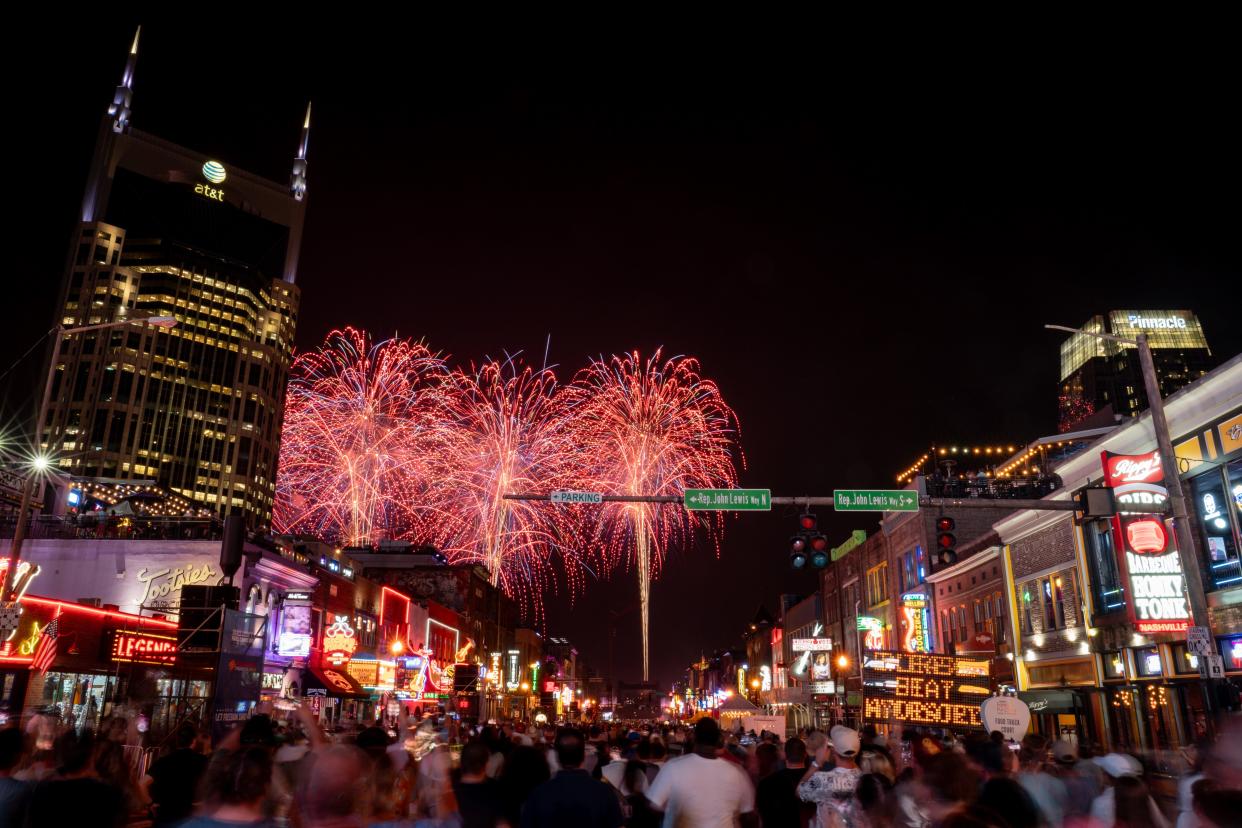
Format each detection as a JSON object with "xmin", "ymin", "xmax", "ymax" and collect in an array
[
  {"xmin": 304, "ymin": 663, "xmax": 369, "ymax": 699},
  {"xmin": 1018, "ymin": 689, "xmax": 1080, "ymax": 714}
]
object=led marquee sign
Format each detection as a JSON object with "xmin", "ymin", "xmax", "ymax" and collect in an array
[
  {"xmin": 1101, "ymin": 450, "xmax": 1190, "ymax": 634},
  {"xmin": 862, "ymin": 650, "xmax": 990, "ymax": 727},
  {"xmin": 109, "ymin": 630, "xmax": 178, "ymax": 665}
]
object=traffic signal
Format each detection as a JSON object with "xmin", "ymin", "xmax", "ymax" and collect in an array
[
  {"xmin": 935, "ymin": 516, "xmax": 957, "ymax": 566},
  {"xmin": 790, "ymin": 511, "xmax": 829, "ymax": 569},
  {"xmin": 809, "ymin": 535, "xmax": 830, "ymax": 569},
  {"xmin": 790, "ymin": 535, "xmax": 808, "ymax": 568}
]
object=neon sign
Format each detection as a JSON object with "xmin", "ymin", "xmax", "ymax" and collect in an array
[
  {"xmin": 506, "ymin": 650, "xmax": 520, "ymax": 690},
  {"xmin": 111, "ymin": 631, "xmax": 177, "ymax": 665},
  {"xmin": 858, "ymin": 616, "xmax": 885, "ymax": 651},
  {"xmin": 862, "ymin": 651, "xmax": 989, "ymax": 727},
  {"xmin": 323, "ymin": 615, "xmax": 357, "ymax": 667},
  {"xmin": 1102, "ymin": 451, "xmax": 1190, "ymax": 633},
  {"xmin": 900, "ymin": 594, "xmax": 931, "ymax": 653},
  {"xmin": 18, "ymin": 622, "xmax": 42, "ymax": 656},
  {"xmin": 0, "ymin": 559, "xmax": 40, "ymax": 642},
  {"xmin": 347, "ymin": 659, "xmax": 379, "ymax": 686},
  {"xmin": 489, "ymin": 652, "xmax": 502, "ymax": 688}
]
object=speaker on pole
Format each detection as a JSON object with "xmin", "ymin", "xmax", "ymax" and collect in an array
[{"xmin": 221, "ymin": 512, "xmax": 245, "ymax": 583}]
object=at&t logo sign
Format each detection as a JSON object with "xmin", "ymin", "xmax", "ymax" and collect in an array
[{"xmin": 195, "ymin": 160, "xmax": 227, "ymax": 202}]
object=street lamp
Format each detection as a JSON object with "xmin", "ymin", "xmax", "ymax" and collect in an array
[
  {"xmin": 1044, "ymin": 324, "xmax": 1210, "ymax": 633},
  {"xmin": 3, "ymin": 314, "xmax": 178, "ymax": 600}
]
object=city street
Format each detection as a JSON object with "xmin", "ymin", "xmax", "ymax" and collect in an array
[{"xmin": 0, "ymin": 20, "xmax": 1239, "ymax": 828}]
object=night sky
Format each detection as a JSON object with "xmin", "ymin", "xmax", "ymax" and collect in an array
[{"xmin": 8, "ymin": 21, "xmax": 1240, "ymax": 687}]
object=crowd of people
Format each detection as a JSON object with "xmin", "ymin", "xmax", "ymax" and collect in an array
[{"xmin": 1, "ymin": 703, "xmax": 1241, "ymax": 828}]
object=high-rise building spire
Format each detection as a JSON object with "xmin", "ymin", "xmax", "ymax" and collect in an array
[
  {"xmin": 291, "ymin": 101, "xmax": 311, "ymax": 201},
  {"xmin": 107, "ymin": 26, "xmax": 141, "ymax": 133}
]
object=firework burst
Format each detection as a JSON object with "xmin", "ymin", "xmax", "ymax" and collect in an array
[
  {"xmin": 427, "ymin": 358, "xmax": 591, "ymax": 622},
  {"xmin": 273, "ymin": 327, "xmax": 450, "ymax": 546},
  {"xmin": 568, "ymin": 349, "xmax": 742, "ymax": 680}
]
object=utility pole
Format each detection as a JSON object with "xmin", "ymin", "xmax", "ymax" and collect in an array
[
  {"xmin": 1046, "ymin": 326, "xmax": 1210, "ymax": 630},
  {"xmin": 1134, "ymin": 332, "xmax": 1211, "ymax": 630}
]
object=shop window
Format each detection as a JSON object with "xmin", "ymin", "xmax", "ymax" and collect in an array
[
  {"xmin": 1038, "ymin": 575, "xmax": 1067, "ymax": 631},
  {"xmin": 1134, "ymin": 646, "xmax": 1163, "ymax": 677},
  {"xmin": 1221, "ymin": 635, "xmax": 1242, "ymax": 672},
  {"xmin": 1102, "ymin": 651, "xmax": 1126, "ymax": 679},
  {"xmin": 1021, "ymin": 584, "xmax": 1034, "ymax": 635},
  {"xmin": 994, "ymin": 593, "xmax": 1006, "ymax": 644},
  {"xmin": 1027, "ymin": 660, "xmax": 1096, "ymax": 687},
  {"xmin": 1083, "ymin": 518, "xmax": 1125, "ymax": 614},
  {"xmin": 866, "ymin": 563, "xmax": 889, "ymax": 608},
  {"xmin": 1168, "ymin": 643, "xmax": 1200, "ymax": 676},
  {"xmin": 1193, "ymin": 468, "xmax": 1241, "ymax": 590}
]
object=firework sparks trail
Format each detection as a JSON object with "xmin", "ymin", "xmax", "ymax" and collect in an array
[
  {"xmin": 567, "ymin": 350, "xmax": 742, "ymax": 681},
  {"xmin": 273, "ymin": 328, "xmax": 451, "ymax": 546}
]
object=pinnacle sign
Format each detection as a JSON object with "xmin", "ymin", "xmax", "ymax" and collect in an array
[{"xmin": 833, "ymin": 490, "xmax": 919, "ymax": 512}]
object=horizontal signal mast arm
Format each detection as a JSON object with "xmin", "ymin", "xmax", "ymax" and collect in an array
[{"xmin": 502, "ymin": 493, "xmax": 1168, "ymax": 514}]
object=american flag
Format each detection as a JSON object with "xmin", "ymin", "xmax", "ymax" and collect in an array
[{"xmin": 32, "ymin": 612, "xmax": 60, "ymax": 675}]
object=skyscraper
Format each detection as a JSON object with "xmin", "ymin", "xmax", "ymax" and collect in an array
[
  {"xmin": 44, "ymin": 28, "xmax": 309, "ymax": 526},
  {"xmin": 1057, "ymin": 310, "xmax": 1215, "ymax": 432}
]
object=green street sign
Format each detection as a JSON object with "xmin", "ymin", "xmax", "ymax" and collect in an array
[
  {"xmin": 834, "ymin": 490, "xmax": 919, "ymax": 512},
  {"xmin": 684, "ymin": 488, "xmax": 771, "ymax": 511}
]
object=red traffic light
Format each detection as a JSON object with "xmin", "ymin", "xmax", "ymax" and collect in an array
[
  {"xmin": 811, "ymin": 536, "xmax": 828, "ymax": 551},
  {"xmin": 937, "ymin": 532, "xmax": 956, "ymax": 549},
  {"xmin": 799, "ymin": 513, "xmax": 818, "ymax": 532},
  {"xmin": 936, "ymin": 516, "xmax": 955, "ymax": 532}
]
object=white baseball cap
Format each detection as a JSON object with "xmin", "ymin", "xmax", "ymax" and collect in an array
[
  {"xmin": 830, "ymin": 726, "xmax": 860, "ymax": 758},
  {"xmin": 1096, "ymin": 752, "xmax": 1142, "ymax": 778}
]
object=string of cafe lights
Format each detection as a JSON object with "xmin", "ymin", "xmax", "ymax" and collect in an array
[
  {"xmin": 995, "ymin": 439, "xmax": 1082, "ymax": 478},
  {"xmin": 895, "ymin": 438, "xmax": 1086, "ymax": 483},
  {"xmin": 895, "ymin": 445, "xmax": 1019, "ymax": 483},
  {"xmin": 73, "ymin": 480, "xmax": 214, "ymax": 518}
]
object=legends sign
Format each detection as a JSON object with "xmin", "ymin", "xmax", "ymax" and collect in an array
[{"xmin": 862, "ymin": 650, "xmax": 990, "ymax": 728}]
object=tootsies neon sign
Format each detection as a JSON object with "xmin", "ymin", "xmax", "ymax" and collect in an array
[{"xmin": 1101, "ymin": 451, "xmax": 1189, "ymax": 633}]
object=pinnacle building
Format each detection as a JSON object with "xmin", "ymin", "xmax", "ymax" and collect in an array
[
  {"xmin": 44, "ymin": 29, "xmax": 310, "ymax": 526},
  {"xmin": 1057, "ymin": 310, "xmax": 1215, "ymax": 432}
]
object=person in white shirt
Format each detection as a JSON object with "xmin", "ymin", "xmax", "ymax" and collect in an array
[
  {"xmin": 798, "ymin": 726, "xmax": 863, "ymax": 828},
  {"xmin": 1089, "ymin": 753, "xmax": 1168, "ymax": 828},
  {"xmin": 646, "ymin": 717, "xmax": 757, "ymax": 827}
]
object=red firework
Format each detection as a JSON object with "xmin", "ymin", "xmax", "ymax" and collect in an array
[
  {"xmin": 426, "ymin": 358, "xmax": 592, "ymax": 621},
  {"xmin": 567, "ymin": 349, "xmax": 742, "ymax": 679},
  {"xmin": 273, "ymin": 327, "xmax": 450, "ymax": 546}
]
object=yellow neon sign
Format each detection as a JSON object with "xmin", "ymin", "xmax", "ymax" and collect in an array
[{"xmin": 18, "ymin": 621, "xmax": 42, "ymax": 656}]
